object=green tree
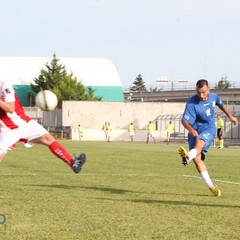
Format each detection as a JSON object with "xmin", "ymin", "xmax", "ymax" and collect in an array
[
  {"xmin": 30, "ymin": 54, "xmax": 101, "ymax": 107},
  {"xmin": 84, "ymin": 86, "xmax": 102, "ymax": 101},
  {"xmin": 52, "ymin": 74, "xmax": 86, "ymax": 107},
  {"xmin": 130, "ymin": 74, "xmax": 147, "ymax": 92},
  {"xmin": 31, "ymin": 54, "xmax": 66, "ymax": 93},
  {"xmin": 215, "ymin": 75, "xmax": 232, "ymax": 89}
]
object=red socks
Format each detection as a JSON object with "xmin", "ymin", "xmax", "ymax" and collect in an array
[{"xmin": 49, "ymin": 141, "xmax": 73, "ymax": 167}]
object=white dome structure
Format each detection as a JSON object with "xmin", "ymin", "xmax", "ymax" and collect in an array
[{"xmin": 0, "ymin": 56, "xmax": 124, "ymax": 105}]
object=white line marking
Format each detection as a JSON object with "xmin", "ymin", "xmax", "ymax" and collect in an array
[
  {"xmin": 1, "ymin": 173, "xmax": 239, "ymax": 186},
  {"xmin": 182, "ymin": 174, "xmax": 240, "ymax": 185}
]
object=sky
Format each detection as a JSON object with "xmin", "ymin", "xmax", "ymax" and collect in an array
[{"xmin": 1, "ymin": 0, "xmax": 240, "ymax": 88}]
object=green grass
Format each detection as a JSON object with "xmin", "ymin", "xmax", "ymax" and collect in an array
[{"xmin": 0, "ymin": 141, "xmax": 239, "ymax": 240}]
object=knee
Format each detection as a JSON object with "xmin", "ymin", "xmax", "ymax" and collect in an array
[
  {"xmin": 39, "ymin": 134, "xmax": 55, "ymax": 145},
  {"xmin": 195, "ymin": 140, "xmax": 205, "ymax": 152}
]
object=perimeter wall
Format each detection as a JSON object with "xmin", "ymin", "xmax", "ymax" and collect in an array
[
  {"xmin": 28, "ymin": 101, "xmax": 239, "ymax": 142},
  {"xmin": 62, "ymin": 101, "xmax": 186, "ymax": 141}
]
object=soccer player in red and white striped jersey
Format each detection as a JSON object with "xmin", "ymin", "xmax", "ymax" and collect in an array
[{"xmin": 0, "ymin": 80, "xmax": 86, "ymax": 173}]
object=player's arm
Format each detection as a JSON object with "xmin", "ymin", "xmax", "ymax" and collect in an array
[
  {"xmin": 218, "ymin": 105, "xmax": 238, "ymax": 125},
  {"xmin": 182, "ymin": 102, "xmax": 198, "ymax": 136},
  {"xmin": 182, "ymin": 120, "xmax": 198, "ymax": 136},
  {"xmin": 0, "ymin": 99, "xmax": 15, "ymax": 113}
]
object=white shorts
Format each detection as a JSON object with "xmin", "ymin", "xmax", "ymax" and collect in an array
[
  {"xmin": 129, "ymin": 131, "xmax": 135, "ymax": 137},
  {"xmin": 147, "ymin": 132, "xmax": 155, "ymax": 138},
  {"xmin": 0, "ymin": 120, "xmax": 48, "ymax": 154}
]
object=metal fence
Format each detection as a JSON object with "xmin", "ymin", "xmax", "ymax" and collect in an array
[
  {"xmin": 24, "ymin": 107, "xmax": 71, "ymax": 139},
  {"xmin": 156, "ymin": 111, "xmax": 240, "ymax": 141},
  {"xmin": 123, "ymin": 80, "xmax": 240, "ymax": 93}
]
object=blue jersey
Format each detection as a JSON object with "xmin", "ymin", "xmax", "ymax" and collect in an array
[
  {"xmin": 182, "ymin": 92, "xmax": 224, "ymax": 153},
  {"xmin": 182, "ymin": 92, "xmax": 224, "ymax": 139}
]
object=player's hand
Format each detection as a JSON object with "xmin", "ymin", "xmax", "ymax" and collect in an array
[
  {"xmin": 230, "ymin": 116, "xmax": 238, "ymax": 125},
  {"xmin": 189, "ymin": 129, "xmax": 198, "ymax": 136}
]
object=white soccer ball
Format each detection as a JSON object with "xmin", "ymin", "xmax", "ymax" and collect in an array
[{"xmin": 35, "ymin": 90, "xmax": 58, "ymax": 111}]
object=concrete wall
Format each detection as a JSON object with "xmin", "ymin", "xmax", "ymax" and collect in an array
[
  {"xmin": 30, "ymin": 101, "xmax": 238, "ymax": 141},
  {"xmin": 62, "ymin": 101, "xmax": 186, "ymax": 141}
]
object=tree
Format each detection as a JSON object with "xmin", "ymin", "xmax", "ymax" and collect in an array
[
  {"xmin": 215, "ymin": 75, "xmax": 232, "ymax": 89},
  {"xmin": 31, "ymin": 54, "xmax": 67, "ymax": 93},
  {"xmin": 84, "ymin": 86, "xmax": 103, "ymax": 101},
  {"xmin": 52, "ymin": 74, "xmax": 86, "ymax": 107},
  {"xmin": 130, "ymin": 74, "xmax": 147, "ymax": 92},
  {"xmin": 149, "ymin": 86, "xmax": 158, "ymax": 92},
  {"xmin": 30, "ymin": 54, "xmax": 101, "ymax": 107}
]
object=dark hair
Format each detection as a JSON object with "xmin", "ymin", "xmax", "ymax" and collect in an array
[{"xmin": 196, "ymin": 79, "xmax": 208, "ymax": 88}]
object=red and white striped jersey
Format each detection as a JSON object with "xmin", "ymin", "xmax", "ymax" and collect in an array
[{"xmin": 0, "ymin": 81, "xmax": 31, "ymax": 131}]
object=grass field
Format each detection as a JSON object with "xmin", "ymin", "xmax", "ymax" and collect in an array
[{"xmin": 0, "ymin": 140, "xmax": 239, "ymax": 240}]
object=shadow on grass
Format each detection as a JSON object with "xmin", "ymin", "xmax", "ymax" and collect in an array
[
  {"xmin": 25, "ymin": 184, "xmax": 240, "ymax": 209},
  {"xmin": 96, "ymin": 197, "xmax": 240, "ymax": 209},
  {"xmin": 27, "ymin": 184, "xmax": 142, "ymax": 194},
  {"xmin": 131, "ymin": 198, "xmax": 240, "ymax": 209}
]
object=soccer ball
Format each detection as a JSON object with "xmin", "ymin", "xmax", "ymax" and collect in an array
[{"xmin": 35, "ymin": 90, "xmax": 58, "ymax": 111}]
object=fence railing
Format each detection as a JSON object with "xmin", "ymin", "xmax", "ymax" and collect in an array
[
  {"xmin": 155, "ymin": 112, "xmax": 240, "ymax": 141},
  {"xmin": 123, "ymin": 81, "xmax": 240, "ymax": 93}
]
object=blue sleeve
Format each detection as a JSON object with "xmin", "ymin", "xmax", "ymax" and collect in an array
[
  {"xmin": 182, "ymin": 102, "xmax": 196, "ymax": 126},
  {"xmin": 215, "ymin": 94, "xmax": 224, "ymax": 107}
]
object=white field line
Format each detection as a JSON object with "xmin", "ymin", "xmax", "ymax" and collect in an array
[
  {"xmin": 1, "ymin": 173, "xmax": 240, "ymax": 186},
  {"xmin": 182, "ymin": 174, "xmax": 240, "ymax": 185}
]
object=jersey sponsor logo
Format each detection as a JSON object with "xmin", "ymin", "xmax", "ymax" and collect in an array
[
  {"xmin": 212, "ymin": 101, "xmax": 216, "ymax": 107},
  {"xmin": 203, "ymin": 103, "xmax": 209, "ymax": 106},
  {"xmin": 206, "ymin": 108, "xmax": 211, "ymax": 116}
]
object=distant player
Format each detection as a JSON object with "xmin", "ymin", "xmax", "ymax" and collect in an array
[
  {"xmin": 166, "ymin": 121, "xmax": 174, "ymax": 144},
  {"xmin": 178, "ymin": 79, "xmax": 237, "ymax": 196},
  {"xmin": 216, "ymin": 114, "xmax": 224, "ymax": 149},
  {"xmin": 146, "ymin": 121, "xmax": 156, "ymax": 144},
  {"xmin": 0, "ymin": 80, "xmax": 86, "ymax": 173},
  {"xmin": 101, "ymin": 122, "xmax": 108, "ymax": 141},
  {"xmin": 128, "ymin": 123, "xmax": 135, "ymax": 142},
  {"xmin": 78, "ymin": 124, "xmax": 84, "ymax": 140},
  {"xmin": 106, "ymin": 122, "xmax": 112, "ymax": 142}
]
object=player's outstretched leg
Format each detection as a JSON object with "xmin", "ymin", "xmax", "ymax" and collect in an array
[
  {"xmin": 178, "ymin": 146, "xmax": 189, "ymax": 166},
  {"xmin": 72, "ymin": 153, "xmax": 86, "ymax": 173}
]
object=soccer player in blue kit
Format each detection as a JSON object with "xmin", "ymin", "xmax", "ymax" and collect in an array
[{"xmin": 179, "ymin": 79, "xmax": 238, "ymax": 196}]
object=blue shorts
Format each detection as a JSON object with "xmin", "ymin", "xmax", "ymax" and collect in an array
[{"xmin": 188, "ymin": 130, "xmax": 215, "ymax": 154}]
